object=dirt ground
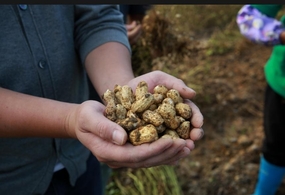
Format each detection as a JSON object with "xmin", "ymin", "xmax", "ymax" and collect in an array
[
  {"xmin": 108, "ymin": 5, "xmax": 285, "ymax": 195},
  {"xmin": 150, "ymin": 39, "xmax": 276, "ymax": 195},
  {"xmin": 174, "ymin": 42, "xmax": 275, "ymax": 195}
]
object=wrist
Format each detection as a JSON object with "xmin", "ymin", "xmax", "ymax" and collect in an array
[{"xmin": 64, "ymin": 104, "xmax": 80, "ymax": 139}]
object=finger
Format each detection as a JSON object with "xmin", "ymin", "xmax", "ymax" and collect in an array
[
  {"xmin": 190, "ymin": 127, "xmax": 204, "ymax": 141},
  {"xmin": 99, "ymin": 138, "xmax": 175, "ymax": 168},
  {"xmin": 94, "ymin": 117, "xmax": 128, "ymax": 145},
  {"xmin": 185, "ymin": 139, "xmax": 195, "ymax": 150},
  {"xmin": 100, "ymin": 138, "xmax": 190, "ymax": 169},
  {"xmin": 182, "ymin": 99, "xmax": 204, "ymax": 141},
  {"xmin": 102, "ymin": 137, "xmax": 187, "ymax": 168},
  {"xmin": 183, "ymin": 99, "xmax": 204, "ymax": 127},
  {"xmin": 127, "ymin": 138, "xmax": 187, "ymax": 168},
  {"xmin": 80, "ymin": 102, "xmax": 128, "ymax": 145},
  {"xmin": 165, "ymin": 147, "xmax": 191, "ymax": 164},
  {"xmin": 143, "ymin": 146, "xmax": 190, "ymax": 168}
]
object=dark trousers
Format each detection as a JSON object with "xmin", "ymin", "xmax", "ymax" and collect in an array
[
  {"xmin": 262, "ymin": 84, "xmax": 285, "ymax": 166},
  {"xmin": 44, "ymin": 154, "xmax": 103, "ymax": 195}
]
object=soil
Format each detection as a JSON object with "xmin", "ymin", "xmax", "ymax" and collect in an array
[
  {"xmin": 169, "ymin": 36, "xmax": 285, "ymax": 195},
  {"xmin": 174, "ymin": 42, "xmax": 272, "ymax": 195}
]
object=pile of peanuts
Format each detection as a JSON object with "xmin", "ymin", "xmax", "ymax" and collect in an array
[{"xmin": 102, "ymin": 81, "xmax": 193, "ymax": 145}]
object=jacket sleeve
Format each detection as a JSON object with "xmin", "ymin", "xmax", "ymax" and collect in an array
[
  {"xmin": 236, "ymin": 4, "xmax": 285, "ymax": 46},
  {"xmin": 74, "ymin": 5, "xmax": 131, "ymax": 64}
]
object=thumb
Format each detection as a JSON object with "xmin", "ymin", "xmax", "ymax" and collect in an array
[
  {"xmin": 91, "ymin": 114, "xmax": 128, "ymax": 146},
  {"xmin": 75, "ymin": 101, "xmax": 128, "ymax": 145},
  {"xmin": 110, "ymin": 125, "xmax": 128, "ymax": 145}
]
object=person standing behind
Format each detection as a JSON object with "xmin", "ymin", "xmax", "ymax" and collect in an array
[
  {"xmin": 119, "ymin": 5, "xmax": 152, "ymax": 44},
  {"xmin": 237, "ymin": 4, "xmax": 285, "ymax": 195}
]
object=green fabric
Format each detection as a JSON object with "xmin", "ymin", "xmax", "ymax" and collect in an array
[
  {"xmin": 265, "ymin": 46, "xmax": 285, "ymax": 98},
  {"xmin": 251, "ymin": 4, "xmax": 282, "ymax": 17},
  {"xmin": 251, "ymin": 4, "xmax": 285, "ymax": 97}
]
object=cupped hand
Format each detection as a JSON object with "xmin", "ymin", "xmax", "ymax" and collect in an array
[
  {"xmin": 65, "ymin": 70, "xmax": 204, "ymax": 168},
  {"xmin": 127, "ymin": 70, "xmax": 204, "ymax": 141},
  {"xmin": 65, "ymin": 100, "xmax": 193, "ymax": 168}
]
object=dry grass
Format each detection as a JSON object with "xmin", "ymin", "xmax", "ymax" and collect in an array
[{"xmin": 106, "ymin": 166, "xmax": 182, "ymax": 195}]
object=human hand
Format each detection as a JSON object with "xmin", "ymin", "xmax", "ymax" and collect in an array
[
  {"xmin": 65, "ymin": 71, "xmax": 203, "ymax": 168},
  {"xmin": 126, "ymin": 20, "xmax": 143, "ymax": 45},
  {"xmin": 126, "ymin": 70, "xmax": 204, "ymax": 143},
  {"xmin": 65, "ymin": 100, "xmax": 193, "ymax": 168}
]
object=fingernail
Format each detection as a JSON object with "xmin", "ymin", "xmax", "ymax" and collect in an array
[
  {"xmin": 112, "ymin": 130, "xmax": 125, "ymax": 145},
  {"xmin": 188, "ymin": 88, "xmax": 196, "ymax": 95}
]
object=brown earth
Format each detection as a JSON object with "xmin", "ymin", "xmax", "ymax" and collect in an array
[
  {"xmin": 108, "ymin": 5, "xmax": 285, "ymax": 195},
  {"xmin": 174, "ymin": 42, "xmax": 272, "ymax": 195}
]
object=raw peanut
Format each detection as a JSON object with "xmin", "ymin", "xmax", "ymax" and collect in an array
[
  {"xmin": 113, "ymin": 84, "xmax": 122, "ymax": 104},
  {"xmin": 117, "ymin": 116, "xmax": 142, "ymax": 132},
  {"xmin": 102, "ymin": 89, "xmax": 116, "ymax": 103},
  {"xmin": 135, "ymin": 81, "xmax": 149, "ymax": 100},
  {"xmin": 129, "ymin": 124, "xmax": 158, "ymax": 145},
  {"xmin": 105, "ymin": 102, "xmax": 117, "ymax": 121},
  {"xmin": 148, "ymin": 104, "xmax": 158, "ymax": 111},
  {"xmin": 102, "ymin": 80, "xmax": 195, "ymax": 145},
  {"xmin": 131, "ymin": 93, "xmax": 155, "ymax": 113},
  {"xmin": 156, "ymin": 124, "xmax": 166, "ymax": 134},
  {"xmin": 114, "ymin": 85, "xmax": 134, "ymax": 110},
  {"xmin": 164, "ymin": 116, "xmax": 184, "ymax": 130},
  {"xmin": 153, "ymin": 85, "xmax": 169, "ymax": 97},
  {"xmin": 166, "ymin": 89, "xmax": 183, "ymax": 104},
  {"xmin": 121, "ymin": 85, "xmax": 135, "ymax": 109},
  {"xmin": 113, "ymin": 84, "xmax": 122, "ymax": 94},
  {"xmin": 153, "ymin": 93, "xmax": 164, "ymax": 104},
  {"xmin": 161, "ymin": 129, "xmax": 179, "ymax": 139},
  {"xmin": 115, "ymin": 104, "xmax": 127, "ymax": 119},
  {"xmin": 175, "ymin": 102, "xmax": 192, "ymax": 119},
  {"xmin": 162, "ymin": 97, "xmax": 175, "ymax": 106},
  {"xmin": 157, "ymin": 98, "xmax": 176, "ymax": 120},
  {"xmin": 126, "ymin": 110, "xmax": 137, "ymax": 118},
  {"xmin": 142, "ymin": 110, "xmax": 164, "ymax": 127},
  {"xmin": 176, "ymin": 121, "xmax": 191, "ymax": 139},
  {"xmin": 127, "ymin": 110, "xmax": 147, "ymax": 127},
  {"xmin": 102, "ymin": 89, "xmax": 117, "ymax": 121}
]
